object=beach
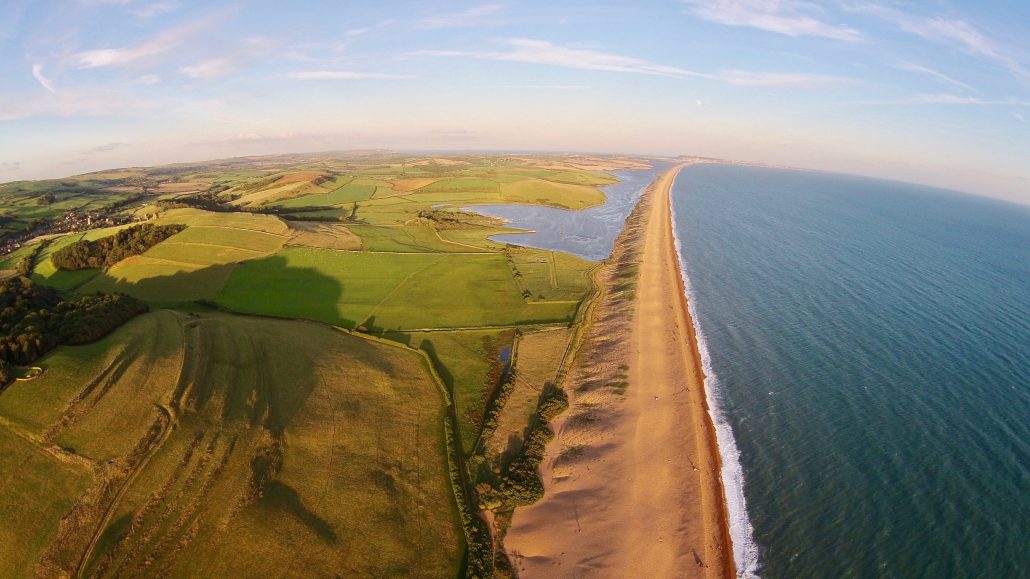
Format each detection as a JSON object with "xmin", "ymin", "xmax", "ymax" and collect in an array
[{"xmin": 505, "ymin": 163, "xmax": 734, "ymax": 577}]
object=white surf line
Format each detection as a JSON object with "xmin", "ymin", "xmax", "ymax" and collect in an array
[{"xmin": 668, "ymin": 169, "xmax": 761, "ymax": 578}]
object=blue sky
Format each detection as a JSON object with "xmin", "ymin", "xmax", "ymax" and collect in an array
[{"xmin": 1, "ymin": 0, "xmax": 1028, "ymax": 203}]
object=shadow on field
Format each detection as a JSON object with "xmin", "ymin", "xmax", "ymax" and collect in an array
[
  {"xmin": 263, "ymin": 480, "xmax": 338, "ymax": 542},
  {"xmin": 214, "ymin": 254, "xmax": 350, "ymax": 326}
]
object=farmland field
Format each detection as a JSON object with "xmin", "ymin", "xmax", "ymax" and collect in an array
[
  {"xmin": 0, "ymin": 310, "xmax": 460, "ymax": 577},
  {"xmin": 0, "ymin": 151, "xmax": 651, "ymax": 576},
  {"xmin": 216, "ymin": 247, "xmax": 579, "ymax": 329}
]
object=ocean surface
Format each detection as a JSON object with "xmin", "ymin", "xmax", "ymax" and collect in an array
[
  {"xmin": 464, "ymin": 162, "xmax": 668, "ymax": 261},
  {"xmin": 670, "ymin": 164, "xmax": 1030, "ymax": 578}
]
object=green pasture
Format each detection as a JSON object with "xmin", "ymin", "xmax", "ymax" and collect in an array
[
  {"xmin": 216, "ymin": 247, "xmax": 578, "ymax": 330},
  {"xmin": 408, "ymin": 329, "xmax": 515, "ymax": 453}
]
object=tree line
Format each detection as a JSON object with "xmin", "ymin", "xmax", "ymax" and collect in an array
[
  {"xmin": 0, "ymin": 276, "xmax": 147, "ymax": 371},
  {"xmin": 52, "ymin": 223, "xmax": 185, "ymax": 271}
]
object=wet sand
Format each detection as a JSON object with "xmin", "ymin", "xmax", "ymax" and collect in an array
[{"xmin": 505, "ymin": 163, "xmax": 734, "ymax": 578}]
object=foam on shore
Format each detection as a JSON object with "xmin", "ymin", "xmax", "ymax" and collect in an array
[{"xmin": 668, "ymin": 170, "xmax": 761, "ymax": 578}]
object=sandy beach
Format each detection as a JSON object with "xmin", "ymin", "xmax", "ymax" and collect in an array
[{"xmin": 505, "ymin": 163, "xmax": 734, "ymax": 578}]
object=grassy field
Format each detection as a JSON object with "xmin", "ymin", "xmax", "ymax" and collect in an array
[
  {"xmin": 0, "ymin": 428, "xmax": 92, "ymax": 579},
  {"xmin": 485, "ymin": 328, "xmax": 571, "ymax": 463},
  {"xmin": 286, "ymin": 221, "xmax": 362, "ymax": 250},
  {"xmin": 217, "ymin": 247, "xmax": 578, "ymax": 330},
  {"xmin": 346, "ymin": 223, "xmax": 491, "ymax": 253},
  {"xmin": 76, "ymin": 210, "xmax": 289, "ymax": 303},
  {"xmin": 407, "ymin": 329, "xmax": 515, "ymax": 454},
  {"xmin": 0, "ymin": 310, "xmax": 460, "ymax": 577},
  {"xmin": 508, "ymin": 246, "xmax": 594, "ymax": 302}
]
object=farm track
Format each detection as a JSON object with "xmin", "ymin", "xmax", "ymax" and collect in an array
[
  {"xmin": 73, "ymin": 314, "xmax": 189, "ymax": 577},
  {"xmin": 74, "ymin": 405, "xmax": 172, "ymax": 578},
  {"xmin": 95, "ymin": 431, "xmax": 206, "ymax": 577}
]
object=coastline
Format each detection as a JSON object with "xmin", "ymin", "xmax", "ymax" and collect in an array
[
  {"xmin": 669, "ymin": 171, "xmax": 760, "ymax": 577},
  {"xmin": 504, "ymin": 163, "xmax": 735, "ymax": 577}
]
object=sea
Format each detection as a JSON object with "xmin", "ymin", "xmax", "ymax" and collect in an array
[
  {"xmin": 671, "ymin": 164, "xmax": 1030, "ymax": 578},
  {"xmin": 468, "ymin": 162, "xmax": 1029, "ymax": 578}
]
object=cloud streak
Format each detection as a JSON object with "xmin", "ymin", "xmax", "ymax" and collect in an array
[
  {"xmin": 418, "ymin": 39, "xmax": 704, "ymax": 78},
  {"xmin": 850, "ymin": 93, "xmax": 1030, "ymax": 107},
  {"xmin": 32, "ymin": 64, "xmax": 56, "ymax": 93},
  {"xmin": 682, "ymin": 0, "xmax": 863, "ymax": 42},
  {"xmin": 847, "ymin": 3, "xmax": 1030, "ymax": 81},
  {"xmin": 718, "ymin": 70, "xmax": 857, "ymax": 87},
  {"xmin": 893, "ymin": 61, "xmax": 976, "ymax": 93},
  {"xmin": 418, "ymin": 39, "xmax": 856, "ymax": 88},
  {"xmin": 71, "ymin": 10, "xmax": 223, "ymax": 68}
]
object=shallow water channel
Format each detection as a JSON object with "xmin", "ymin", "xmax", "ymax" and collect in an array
[{"xmin": 464, "ymin": 162, "xmax": 667, "ymax": 261}]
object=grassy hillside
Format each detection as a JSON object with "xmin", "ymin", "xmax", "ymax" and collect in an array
[{"xmin": 0, "ymin": 310, "xmax": 460, "ymax": 577}]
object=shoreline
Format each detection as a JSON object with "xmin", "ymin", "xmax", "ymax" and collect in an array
[
  {"xmin": 505, "ymin": 163, "xmax": 735, "ymax": 577},
  {"xmin": 669, "ymin": 170, "xmax": 760, "ymax": 577}
]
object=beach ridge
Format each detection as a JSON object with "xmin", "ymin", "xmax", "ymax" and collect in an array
[{"xmin": 505, "ymin": 162, "xmax": 735, "ymax": 578}]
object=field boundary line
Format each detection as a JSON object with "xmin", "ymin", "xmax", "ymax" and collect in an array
[
  {"xmin": 549, "ymin": 252, "xmax": 558, "ymax": 289},
  {"xmin": 160, "ymin": 241, "xmax": 269, "ymax": 253},
  {"xmin": 357, "ymin": 256, "xmax": 446, "ymax": 327},
  {"xmin": 181, "ymin": 225, "xmax": 289, "ymax": 238},
  {"xmin": 429, "ymin": 225, "xmax": 493, "ymax": 252}
]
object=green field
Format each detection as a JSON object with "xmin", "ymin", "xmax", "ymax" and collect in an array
[
  {"xmin": 216, "ymin": 246, "xmax": 578, "ymax": 330},
  {"xmin": 0, "ymin": 310, "xmax": 460, "ymax": 577},
  {"xmin": 408, "ymin": 329, "xmax": 515, "ymax": 453},
  {"xmin": 75, "ymin": 210, "xmax": 289, "ymax": 302}
]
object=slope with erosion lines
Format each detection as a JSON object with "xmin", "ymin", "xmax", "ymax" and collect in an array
[{"xmin": 0, "ymin": 309, "xmax": 460, "ymax": 578}]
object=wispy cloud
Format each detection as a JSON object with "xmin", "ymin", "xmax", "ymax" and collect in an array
[
  {"xmin": 682, "ymin": 0, "xmax": 863, "ymax": 42},
  {"xmin": 0, "ymin": 161, "xmax": 21, "ymax": 173},
  {"xmin": 418, "ymin": 39, "xmax": 856, "ymax": 88},
  {"xmin": 847, "ymin": 3, "xmax": 1029, "ymax": 81},
  {"xmin": 32, "ymin": 64, "xmax": 56, "ymax": 93},
  {"xmin": 178, "ymin": 37, "xmax": 277, "ymax": 80},
  {"xmin": 1014, "ymin": 112, "xmax": 1026, "ymax": 123},
  {"xmin": 717, "ymin": 70, "xmax": 856, "ymax": 87},
  {"xmin": 285, "ymin": 71, "xmax": 415, "ymax": 80},
  {"xmin": 71, "ymin": 10, "xmax": 223, "ymax": 68},
  {"xmin": 418, "ymin": 39, "xmax": 704, "ymax": 78},
  {"xmin": 417, "ymin": 4, "xmax": 507, "ymax": 29},
  {"xmin": 180, "ymin": 57, "xmax": 236, "ymax": 79},
  {"xmin": 851, "ymin": 93, "xmax": 1030, "ymax": 106},
  {"xmin": 893, "ymin": 61, "xmax": 976, "ymax": 93}
]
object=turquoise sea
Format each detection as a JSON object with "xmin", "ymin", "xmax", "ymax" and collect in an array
[{"xmin": 670, "ymin": 164, "xmax": 1030, "ymax": 578}]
